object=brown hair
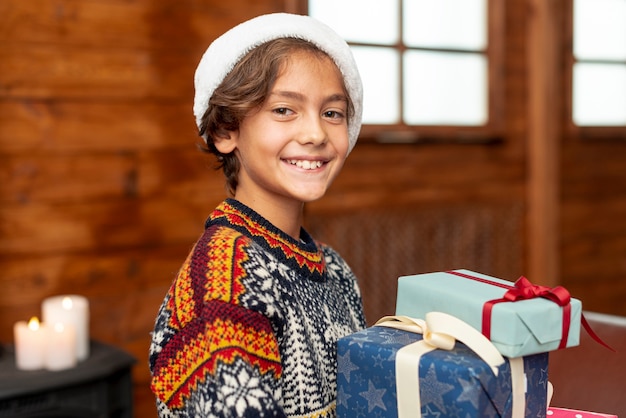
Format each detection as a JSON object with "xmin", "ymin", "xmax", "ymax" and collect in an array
[{"xmin": 198, "ymin": 37, "xmax": 355, "ymax": 196}]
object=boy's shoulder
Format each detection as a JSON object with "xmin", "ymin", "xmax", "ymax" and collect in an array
[{"xmin": 195, "ymin": 223, "xmax": 253, "ymax": 254}]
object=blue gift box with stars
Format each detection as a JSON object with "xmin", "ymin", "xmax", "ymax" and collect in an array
[{"xmin": 337, "ymin": 325, "xmax": 549, "ymax": 418}]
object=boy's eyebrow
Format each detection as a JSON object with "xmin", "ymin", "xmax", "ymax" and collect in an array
[{"xmin": 270, "ymin": 90, "xmax": 348, "ymax": 105}]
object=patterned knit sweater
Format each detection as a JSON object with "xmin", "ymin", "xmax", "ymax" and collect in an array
[{"xmin": 150, "ymin": 199, "xmax": 366, "ymax": 417}]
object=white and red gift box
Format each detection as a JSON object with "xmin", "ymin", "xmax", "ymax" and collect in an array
[{"xmin": 547, "ymin": 407, "xmax": 617, "ymax": 418}]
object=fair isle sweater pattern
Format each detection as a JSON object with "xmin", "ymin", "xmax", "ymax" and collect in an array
[{"xmin": 150, "ymin": 199, "xmax": 366, "ymax": 417}]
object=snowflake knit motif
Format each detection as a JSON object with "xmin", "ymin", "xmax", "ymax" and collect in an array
[{"xmin": 150, "ymin": 199, "xmax": 367, "ymax": 417}]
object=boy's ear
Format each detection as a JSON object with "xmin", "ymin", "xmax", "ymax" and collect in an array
[{"xmin": 213, "ymin": 130, "xmax": 238, "ymax": 154}]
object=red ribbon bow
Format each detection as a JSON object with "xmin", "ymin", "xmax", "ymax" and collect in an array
[
  {"xmin": 447, "ymin": 271, "xmax": 614, "ymax": 352},
  {"xmin": 503, "ymin": 276, "xmax": 571, "ymax": 305},
  {"xmin": 484, "ymin": 276, "xmax": 572, "ymax": 349}
]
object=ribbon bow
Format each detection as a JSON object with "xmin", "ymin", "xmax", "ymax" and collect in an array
[
  {"xmin": 480, "ymin": 275, "xmax": 613, "ymax": 351},
  {"xmin": 375, "ymin": 312, "xmax": 525, "ymax": 418},
  {"xmin": 504, "ymin": 276, "xmax": 571, "ymax": 305},
  {"xmin": 481, "ymin": 276, "xmax": 573, "ymax": 349}
]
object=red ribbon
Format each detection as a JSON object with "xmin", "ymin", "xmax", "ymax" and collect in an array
[
  {"xmin": 484, "ymin": 276, "xmax": 571, "ymax": 349},
  {"xmin": 446, "ymin": 271, "xmax": 614, "ymax": 352}
]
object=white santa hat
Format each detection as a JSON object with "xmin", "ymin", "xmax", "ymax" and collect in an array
[{"xmin": 193, "ymin": 13, "xmax": 363, "ymax": 153}]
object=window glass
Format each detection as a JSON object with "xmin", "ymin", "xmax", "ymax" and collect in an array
[
  {"xmin": 573, "ymin": 63, "xmax": 626, "ymax": 126},
  {"xmin": 309, "ymin": 0, "xmax": 399, "ymax": 45},
  {"xmin": 572, "ymin": 0, "xmax": 626, "ymax": 126},
  {"xmin": 573, "ymin": 0, "xmax": 626, "ymax": 60},
  {"xmin": 351, "ymin": 46, "xmax": 401, "ymax": 124},
  {"xmin": 404, "ymin": 51, "xmax": 487, "ymax": 125},
  {"xmin": 404, "ymin": 0, "xmax": 487, "ymax": 50},
  {"xmin": 309, "ymin": 0, "xmax": 489, "ymax": 128}
]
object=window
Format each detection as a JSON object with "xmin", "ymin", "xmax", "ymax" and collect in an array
[
  {"xmin": 304, "ymin": 0, "xmax": 503, "ymax": 143},
  {"xmin": 572, "ymin": 0, "xmax": 626, "ymax": 128}
]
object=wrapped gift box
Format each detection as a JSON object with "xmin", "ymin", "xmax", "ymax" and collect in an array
[
  {"xmin": 336, "ymin": 325, "xmax": 549, "ymax": 418},
  {"xmin": 547, "ymin": 407, "xmax": 617, "ymax": 417},
  {"xmin": 395, "ymin": 269, "xmax": 582, "ymax": 357}
]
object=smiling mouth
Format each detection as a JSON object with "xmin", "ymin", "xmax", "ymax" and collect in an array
[{"xmin": 286, "ymin": 159, "xmax": 324, "ymax": 170}]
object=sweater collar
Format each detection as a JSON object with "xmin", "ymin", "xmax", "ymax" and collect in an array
[{"xmin": 206, "ymin": 199, "xmax": 326, "ymax": 282}]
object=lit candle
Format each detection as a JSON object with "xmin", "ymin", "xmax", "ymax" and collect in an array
[
  {"xmin": 13, "ymin": 317, "xmax": 46, "ymax": 370},
  {"xmin": 45, "ymin": 322, "xmax": 77, "ymax": 371},
  {"xmin": 42, "ymin": 295, "xmax": 90, "ymax": 361}
]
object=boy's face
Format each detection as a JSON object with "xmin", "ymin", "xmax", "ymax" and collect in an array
[{"xmin": 221, "ymin": 50, "xmax": 350, "ymax": 208}]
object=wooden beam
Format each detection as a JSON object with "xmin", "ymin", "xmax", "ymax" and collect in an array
[{"xmin": 526, "ymin": 0, "xmax": 562, "ymax": 285}]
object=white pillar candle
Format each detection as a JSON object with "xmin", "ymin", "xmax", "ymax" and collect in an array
[
  {"xmin": 42, "ymin": 295, "xmax": 90, "ymax": 361},
  {"xmin": 45, "ymin": 322, "xmax": 77, "ymax": 371},
  {"xmin": 13, "ymin": 317, "xmax": 46, "ymax": 370}
]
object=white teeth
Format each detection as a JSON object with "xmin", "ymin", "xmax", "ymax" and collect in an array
[{"xmin": 288, "ymin": 160, "xmax": 323, "ymax": 170}]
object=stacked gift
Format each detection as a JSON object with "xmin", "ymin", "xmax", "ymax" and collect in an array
[
  {"xmin": 336, "ymin": 269, "xmax": 612, "ymax": 417},
  {"xmin": 394, "ymin": 270, "xmax": 618, "ymax": 416},
  {"xmin": 547, "ymin": 408, "xmax": 617, "ymax": 418},
  {"xmin": 395, "ymin": 269, "xmax": 582, "ymax": 358},
  {"xmin": 337, "ymin": 313, "xmax": 549, "ymax": 417}
]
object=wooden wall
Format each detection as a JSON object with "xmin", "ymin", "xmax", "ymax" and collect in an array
[{"xmin": 1, "ymin": 1, "xmax": 625, "ymax": 416}]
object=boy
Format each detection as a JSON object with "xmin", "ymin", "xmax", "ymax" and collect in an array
[{"xmin": 149, "ymin": 13, "xmax": 366, "ymax": 417}]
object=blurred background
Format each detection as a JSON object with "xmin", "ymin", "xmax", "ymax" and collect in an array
[{"xmin": 1, "ymin": 0, "xmax": 625, "ymax": 416}]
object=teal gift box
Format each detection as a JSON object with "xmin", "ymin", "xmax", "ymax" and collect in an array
[{"xmin": 395, "ymin": 269, "xmax": 582, "ymax": 357}]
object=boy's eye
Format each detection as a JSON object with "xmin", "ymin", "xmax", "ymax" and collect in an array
[
  {"xmin": 274, "ymin": 107, "xmax": 292, "ymax": 115},
  {"xmin": 324, "ymin": 110, "xmax": 344, "ymax": 119}
]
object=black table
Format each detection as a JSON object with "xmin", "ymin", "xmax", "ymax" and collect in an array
[{"xmin": 0, "ymin": 341, "xmax": 136, "ymax": 418}]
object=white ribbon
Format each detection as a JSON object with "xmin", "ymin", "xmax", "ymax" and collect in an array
[
  {"xmin": 547, "ymin": 381, "xmax": 554, "ymax": 406},
  {"xmin": 375, "ymin": 312, "xmax": 526, "ymax": 418}
]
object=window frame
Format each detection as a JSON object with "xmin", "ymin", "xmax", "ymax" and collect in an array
[
  {"xmin": 291, "ymin": 0, "xmax": 506, "ymax": 144},
  {"xmin": 565, "ymin": 0, "xmax": 626, "ymax": 140}
]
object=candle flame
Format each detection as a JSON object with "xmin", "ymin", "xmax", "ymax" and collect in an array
[
  {"xmin": 27, "ymin": 317, "xmax": 40, "ymax": 331},
  {"xmin": 62, "ymin": 296, "xmax": 73, "ymax": 310}
]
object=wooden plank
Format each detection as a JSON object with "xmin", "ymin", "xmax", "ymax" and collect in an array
[
  {"xmin": 0, "ymin": 0, "xmax": 285, "ymax": 48},
  {"xmin": 0, "ymin": 194, "xmax": 223, "ymax": 255},
  {"xmin": 563, "ymin": 279, "xmax": 626, "ymax": 317},
  {"xmin": 0, "ymin": 0, "xmax": 155, "ymax": 47},
  {"xmin": 308, "ymin": 143, "xmax": 526, "ymax": 212},
  {"xmin": 337, "ymin": 159, "xmax": 523, "ymax": 190},
  {"xmin": 134, "ymin": 382, "xmax": 159, "ymax": 418},
  {"xmin": 0, "ymin": 44, "xmax": 194, "ymax": 99},
  {"xmin": 526, "ymin": 0, "xmax": 562, "ymax": 286},
  {"xmin": 562, "ymin": 178, "xmax": 626, "ymax": 201},
  {"xmin": 136, "ymin": 149, "xmax": 226, "ymax": 199},
  {"xmin": 561, "ymin": 199, "xmax": 626, "ymax": 239},
  {"xmin": 0, "ymin": 101, "xmax": 199, "ymax": 154},
  {"xmin": 561, "ymin": 235, "xmax": 626, "ymax": 283},
  {"xmin": 339, "ymin": 144, "xmax": 524, "ymax": 187},
  {"xmin": 561, "ymin": 146, "xmax": 626, "ymax": 200},
  {"xmin": 312, "ymin": 183, "xmax": 526, "ymax": 213},
  {"xmin": 0, "ymin": 149, "xmax": 222, "ymax": 203},
  {"xmin": 0, "ymin": 153, "xmax": 137, "ymax": 203}
]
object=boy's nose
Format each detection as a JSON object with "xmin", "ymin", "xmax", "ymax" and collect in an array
[{"xmin": 298, "ymin": 114, "xmax": 327, "ymax": 146}]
